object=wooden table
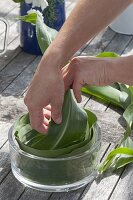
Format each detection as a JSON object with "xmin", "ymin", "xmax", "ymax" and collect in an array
[{"xmin": 0, "ymin": 1, "xmax": 133, "ymax": 200}]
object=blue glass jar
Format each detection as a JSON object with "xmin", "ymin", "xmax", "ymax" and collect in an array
[{"xmin": 20, "ymin": 1, "xmax": 65, "ymax": 55}]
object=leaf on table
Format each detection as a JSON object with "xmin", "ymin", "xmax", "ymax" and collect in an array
[
  {"xmin": 82, "ymin": 85, "xmax": 127, "ymax": 109},
  {"xmin": 123, "ymin": 103, "xmax": 133, "ymax": 137},
  {"xmin": 99, "ymin": 137, "xmax": 133, "ymax": 173}
]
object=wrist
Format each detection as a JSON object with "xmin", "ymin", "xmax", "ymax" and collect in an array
[
  {"xmin": 39, "ymin": 46, "xmax": 69, "ymax": 71},
  {"xmin": 108, "ymin": 58, "xmax": 120, "ymax": 83},
  {"xmin": 110, "ymin": 56, "xmax": 133, "ymax": 85}
]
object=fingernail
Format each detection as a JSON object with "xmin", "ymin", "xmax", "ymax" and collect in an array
[{"xmin": 56, "ymin": 117, "xmax": 62, "ymax": 124}]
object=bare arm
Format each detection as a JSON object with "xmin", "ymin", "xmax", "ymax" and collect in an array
[
  {"xmin": 113, "ymin": 55, "xmax": 133, "ymax": 85},
  {"xmin": 62, "ymin": 54, "xmax": 133, "ymax": 102},
  {"xmin": 41, "ymin": 0, "xmax": 132, "ymax": 68},
  {"xmin": 25, "ymin": 0, "xmax": 132, "ymax": 133}
]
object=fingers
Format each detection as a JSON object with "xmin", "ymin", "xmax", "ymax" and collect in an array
[
  {"xmin": 42, "ymin": 124, "xmax": 49, "ymax": 133},
  {"xmin": 43, "ymin": 105, "xmax": 51, "ymax": 120},
  {"xmin": 62, "ymin": 65, "xmax": 75, "ymax": 91},
  {"xmin": 72, "ymin": 79, "xmax": 82, "ymax": 103},
  {"xmin": 44, "ymin": 115, "xmax": 50, "ymax": 126},
  {"xmin": 28, "ymin": 106, "xmax": 48, "ymax": 134},
  {"xmin": 27, "ymin": 105, "xmax": 52, "ymax": 134},
  {"xmin": 45, "ymin": 105, "xmax": 51, "ymax": 111},
  {"xmin": 43, "ymin": 109, "xmax": 51, "ymax": 120},
  {"xmin": 51, "ymin": 96, "xmax": 64, "ymax": 124}
]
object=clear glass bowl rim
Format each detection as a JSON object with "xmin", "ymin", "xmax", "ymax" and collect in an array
[{"xmin": 8, "ymin": 124, "xmax": 101, "ymax": 161}]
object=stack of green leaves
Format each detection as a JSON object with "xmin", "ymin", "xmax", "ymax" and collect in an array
[
  {"xmin": 82, "ymin": 52, "xmax": 133, "ymax": 173},
  {"xmin": 15, "ymin": 90, "xmax": 98, "ymax": 158},
  {"xmin": 14, "ymin": 11, "xmax": 98, "ymax": 158}
]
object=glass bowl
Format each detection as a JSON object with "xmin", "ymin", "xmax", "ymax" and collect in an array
[{"xmin": 8, "ymin": 124, "xmax": 101, "ymax": 192}]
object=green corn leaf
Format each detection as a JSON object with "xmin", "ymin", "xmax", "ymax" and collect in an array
[
  {"xmin": 99, "ymin": 147, "xmax": 133, "ymax": 173},
  {"xmin": 36, "ymin": 91, "xmax": 89, "ymax": 150},
  {"xmin": 12, "ymin": 0, "xmax": 24, "ymax": 2},
  {"xmin": 18, "ymin": 13, "xmax": 38, "ymax": 24},
  {"xmin": 123, "ymin": 103, "xmax": 133, "ymax": 137},
  {"xmin": 113, "ymin": 157, "xmax": 133, "ymax": 169},
  {"xmin": 96, "ymin": 52, "xmax": 119, "ymax": 58},
  {"xmin": 36, "ymin": 14, "xmax": 58, "ymax": 53},
  {"xmin": 103, "ymin": 147, "xmax": 133, "ymax": 160},
  {"xmin": 36, "ymin": 15, "xmax": 52, "ymax": 52},
  {"xmin": 82, "ymin": 86, "xmax": 127, "ymax": 109},
  {"xmin": 15, "ymin": 90, "xmax": 98, "ymax": 158},
  {"xmin": 99, "ymin": 103, "xmax": 133, "ymax": 173},
  {"xmin": 128, "ymin": 86, "xmax": 133, "ymax": 103},
  {"xmin": 99, "ymin": 137, "xmax": 133, "ymax": 173},
  {"xmin": 113, "ymin": 138, "xmax": 133, "ymax": 169},
  {"xmin": 118, "ymin": 84, "xmax": 132, "ymax": 108},
  {"xmin": 15, "ymin": 121, "xmax": 97, "ymax": 158},
  {"xmin": 14, "ymin": 113, "xmax": 30, "ymax": 134}
]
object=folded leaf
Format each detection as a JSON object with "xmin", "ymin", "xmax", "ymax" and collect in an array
[
  {"xmin": 123, "ymin": 103, "xmax": 133, "ymax": 137},
  {"xmin": 14, "ymin": 90, "xmax": 98, "ymax": 157}
]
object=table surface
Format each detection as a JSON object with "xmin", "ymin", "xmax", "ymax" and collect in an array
[{"xmin": 0, "ymin": 1, "xmax": 133, "ymax": 200}]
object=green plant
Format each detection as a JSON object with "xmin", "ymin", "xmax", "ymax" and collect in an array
[
  {"xmin": 43, "ymin": 0, "xmax": 64, "ymax": 25},
  {"xmin": 12, "ymin": 0, "xmax": 64, "ymax": 24}
]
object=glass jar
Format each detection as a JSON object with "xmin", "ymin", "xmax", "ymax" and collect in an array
[{"xmin": 8, "ymin": 124, "xmax": 101, "ymax": 192}]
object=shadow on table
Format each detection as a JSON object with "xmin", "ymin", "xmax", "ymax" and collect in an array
[{"xmin": 0, "ymin": 151, "xmax": 11, "ymax": 183}]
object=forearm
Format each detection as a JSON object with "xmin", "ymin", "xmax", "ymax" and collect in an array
[
  {"xmin": 111, "ymin": 55, "xmax": 133, "ymax": 85},
  {"xmin": 40, "ymin": 0, "xmax": 132, "ymax": 69}
]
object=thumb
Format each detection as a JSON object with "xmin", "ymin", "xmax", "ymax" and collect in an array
[
  {"xmin": 63, "ymin": 72, "xmax": 73, "ymax": 91},
  {"xmin": 51, "ymin": 96, "xmax": 64, "ymax": 124},
  {"xmin": 72, "ymin": 79, "xmax": 82, "ymax": 103},
  {"xmin": 62, "ymin": 65, "xmax": 74, "ymax": 91}
]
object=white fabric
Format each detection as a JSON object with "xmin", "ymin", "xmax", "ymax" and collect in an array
[{"xmin": 25, "ymin": 0, "xmax": 48, "ymax": 10}]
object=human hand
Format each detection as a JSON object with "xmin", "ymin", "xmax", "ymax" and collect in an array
[
  {"xmin": 62, "ymin": 56, "xmax": 115, "ymax": 102},
  {"xmin": 24, "ymin": 62, "xmax": 64, "ymax": 133},
  {"xmin": 42, "ymin": 105, "xmax": 51, "ymax": 132}
]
